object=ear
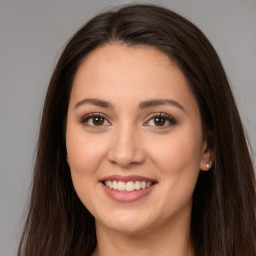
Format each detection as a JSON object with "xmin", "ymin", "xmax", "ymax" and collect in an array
[{"xmin": 200, "ymin": 140, "xmax": 214, "ymax": 171}]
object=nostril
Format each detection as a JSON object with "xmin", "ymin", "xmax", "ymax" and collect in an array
[
  {"xmin": 107, "ymin": 150, "xmax": 146, "ymax": 168},
  {"xmin": 106, "ymin": 135, "xmax": 146, "ymax": 167}
]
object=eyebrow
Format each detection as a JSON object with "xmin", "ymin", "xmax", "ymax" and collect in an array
[
  {"xmin": 139, "ymin": 99, "xmax": 185, "ymax": 112},
  {"xmin": 74, "ymin": 98, "xmax": 185, "ymax": 112},
  {"xmin": 74, "ymin": 98, "xmax": 114, "ymax": 109}
]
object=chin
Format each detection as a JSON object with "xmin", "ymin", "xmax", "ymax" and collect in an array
[
  {"xmin": 106, "ymin": 220, "xmax": 151, "ymax": 235},
  {"xmin": 95, "ymin": 208, "xmax": 158, "ymax": 235}
]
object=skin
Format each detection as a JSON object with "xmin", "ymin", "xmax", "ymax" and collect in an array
[{"xmin": 66, "ymin": 44, "xmax": 213, "ymax": 256}]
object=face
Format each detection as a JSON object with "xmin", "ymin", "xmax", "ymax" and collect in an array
[{"xmin": 66, "ymin": 44, "xmax": 212, "ymax": 235}]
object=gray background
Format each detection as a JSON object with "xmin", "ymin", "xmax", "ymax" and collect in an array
[{"xmin": 0, "ymin": 0, "xmax": 255, "ymax": 255}]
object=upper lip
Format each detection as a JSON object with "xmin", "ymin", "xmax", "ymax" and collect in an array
[{"xmin": 99, "ymin": 175, "xmax": 157, "ymax": 183}]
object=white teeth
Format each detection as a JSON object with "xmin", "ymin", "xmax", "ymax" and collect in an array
[
  {"xmin": 113, "ymin": 180, "xmax": 118, "ymax": 190},
  {"xmin": 117, "ymin": 181, "xmax": 126, "ymax": 191},
  {"xmin": 104, "ymin": 180, "xmax": 153, "ymax": 192},
  {"xmin": 126, "ymin": 181, "xmax": 135, "ymax": 192},
  {"xmin": 135, "ymin": 181, "xmax": 141, "ymax": 190},
  {"xmin": 108, "ymin": 180, "xmax": 113, "ymax": 189}
]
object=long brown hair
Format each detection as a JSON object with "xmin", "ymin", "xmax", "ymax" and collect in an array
[{"xmin": 18, "ymin": 4, "xmax": 256, "ymax": 256}]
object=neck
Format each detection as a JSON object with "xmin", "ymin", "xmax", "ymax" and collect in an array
[{"xmin": 92, "ymin": 213, "xmax": 194, "ymax": 256}]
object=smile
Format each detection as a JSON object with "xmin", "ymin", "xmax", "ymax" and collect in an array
[
  {"xmin": 100, "ymin": 175, "xmax": 157, "ymax": 202},
  {"xmin": 104, "ymin": 180, "xmax": 153, "ymax": 192}
]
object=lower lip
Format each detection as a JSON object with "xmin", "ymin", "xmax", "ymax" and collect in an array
[{"xmin": 101, "ymin": 183, "xmax": 155, "ymax": 202}]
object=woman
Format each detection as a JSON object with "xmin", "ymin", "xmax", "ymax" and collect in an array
[{"xmin": 18, "ymin": 4, "xmax": 256, "ymax": 256}]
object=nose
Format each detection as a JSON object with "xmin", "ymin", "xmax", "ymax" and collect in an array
[{"xmin": 107, "ymin": 125, "xmax": 146, "ymax": 168}]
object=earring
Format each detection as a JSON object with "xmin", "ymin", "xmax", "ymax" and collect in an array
[{"xmin": 206, "ymin": 163, "xmax": 210, "ymax": 168}]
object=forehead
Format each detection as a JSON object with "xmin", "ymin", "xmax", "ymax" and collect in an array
[
  {"xmin": 70, "ymin": 44, "xmax": 198, "ymax": 112},
  {"xmin": 77, "ymin": 43, "xmax": 175, "ymax": 77}
]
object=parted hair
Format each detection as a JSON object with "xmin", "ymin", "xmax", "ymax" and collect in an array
[{"xmin": 18, "ymin": 4, "xmax": 256, "ymax": 256}]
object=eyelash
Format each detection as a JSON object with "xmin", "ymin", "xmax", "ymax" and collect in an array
[
  {"xmin": 144, "ymin": 113, "xmax": 177, "ymax": 129},
  {"xmin": 79, "ymin": 113, "xmax": 110, "ymax": 128},
  {"xmin": 79, "ymin": 112, "xmax": 177, "ymax": 129}
]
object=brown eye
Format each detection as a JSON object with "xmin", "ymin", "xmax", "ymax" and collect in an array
[
  {"xmin": 93, "ymin": 116, "xmax": 104, "ymax": 126},
  {"xmin": 145, "ymin": 113, "xmax": 177, "ymax": 128},
  {"xmin": 80, "ymin": 113, "xmax": 111, "ymax": 128},
  {"xmin": 154, "ymin": 117, "xmax": 166, "ymax": 126}
]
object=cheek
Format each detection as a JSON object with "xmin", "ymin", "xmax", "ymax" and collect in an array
[
  {"xmin": 66, "ymin": 127, "xmax": 108, "ymax": 209},
  {"xmin": 147, "ymin": 127, "xmax": 202, "ymax": 203},
  {"xmin": 146, "ymin": 135, "xmax": 202, "ymax": 219},
  {"xmin": 66, "ymin": 127, "xmax": 107, "ymax": 176},
  {"xmin": 150, "ymin": 130, "xmax": 202, "ymax": 173}
]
